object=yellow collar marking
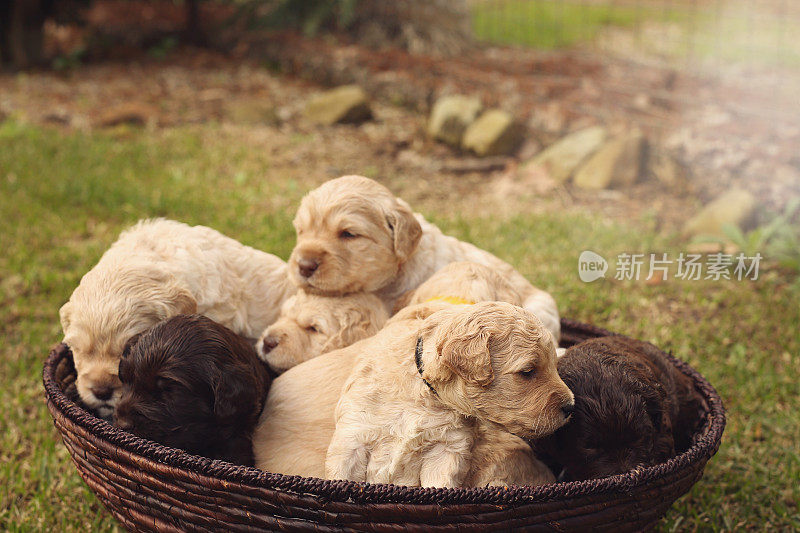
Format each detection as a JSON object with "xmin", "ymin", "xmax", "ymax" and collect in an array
[{"xmin": 424, "ymin": 296, "xmax": 476, "ymax": 306}]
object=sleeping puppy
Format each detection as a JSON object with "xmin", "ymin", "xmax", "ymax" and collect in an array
[
  {"xmin": 391, "ymin": 261, "xmax": 526, "ymax": 315},
  {"xmin": 288, "ymin": 175, "xmax": 561, "ymax": 341},
  {"xmin": 114, "ymin": 315, "xmax": 271, "ymax": 466},
  {"xmin": 533, "ymin": 336, "xmax": 704, "ymax": 481},
  {"xmin": 326, "ymin": 301, "xmax": 574, "ymax": 487},
  {"xmin": 59, "ymin": 218, "xmax": 294, "ymax": 417},
  {"xmin": 257, "ymin": 290, "xmax": 387, "ymax": 374}
]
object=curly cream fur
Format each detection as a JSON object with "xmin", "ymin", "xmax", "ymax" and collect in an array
[
  {"xmin": 289, "ymin": 176, "xmax": 560, "ymax": 340},
  {"xmin": 324, "ymin": 301, "xmax": 574, "ymax": 487},
  {"xmin": 252, "ymin": 262, "xmax": 546, "ymax": 479},
  {"xmin": 253, "ymin": 321, "xmax": 406, "ymax": 478},
  {"xmin": 391, "ymin": 261, "xmax": 525, "ymax": 315},
  {"xmin": 257, "ymin": 290, "xmax": 388, "ymax": 373},
  {"xmin": 60, "ymin": 218, "xmax": 295, "ymax": 416}
]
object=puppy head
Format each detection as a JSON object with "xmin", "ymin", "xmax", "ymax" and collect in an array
[
  {"xmin": 114, "ymin": 314, "xmax": 269, "ymax": 463},
  {"xmin": 417, "ymin": 301, "xmax": 574, "ymax": 439},
  {"xmin": 258, "ymin": 290, "xmax": 388, "ymax": 373},
  {"xmin": 533, "ymin": 341, "xmax": 676, "ymax": 481},
  {"xmin": 289, "ymin": 175, "xmax": 422, "ymax": 294},
  {"xmin": 392, "ymin": 261, "xmax": 524, "ymax": 314},
  {"xmin": 61, "ymin": 262, "xmax": 197, "ymax": 417}
]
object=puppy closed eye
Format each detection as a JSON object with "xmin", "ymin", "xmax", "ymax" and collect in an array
[
  {"xmin": 338, "ymin": 230, "xmax": 357, "ymax": 240},
  {"xmin": 121, "ymin": 333, "xmax": 143, "ymax": 359},
  {"xmin": 518, "ymin": 368, "xmax": 536, "ymax": 379},
  {"xmin": 305, "ymin": 324, "xmax": 320, "ymax": 333}
]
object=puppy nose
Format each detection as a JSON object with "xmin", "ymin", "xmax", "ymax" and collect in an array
[
  {"xmin": 297, "ymin": 258, "xmax": 319, "ymax": 278},
  {"xmin": 91, "ymin": 385, "xmax": 115, "ymax": 401},
  {"xmin": 261, "ymin": 336, "xmax": 279, "ymax": 354},
  {"xmin": 561, "ymin": 403, "xmax": 575, "ymax": 418}
]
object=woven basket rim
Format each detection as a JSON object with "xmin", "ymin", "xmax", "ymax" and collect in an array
[{"xmin": 43, "ymin": 318, "xmax": 726, "ymax": 506}]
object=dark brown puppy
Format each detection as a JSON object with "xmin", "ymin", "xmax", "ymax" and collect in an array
[
  {"xmin": 114, "ymin": 314, "xmax": 271, "ymax": 466},
  {"xmin": 533, "ymin": 336, "xmax": 704, "ymax": 481}
]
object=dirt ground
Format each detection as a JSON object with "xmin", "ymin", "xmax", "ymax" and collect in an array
[{"xmin": 239, "ymin": 31, "xmax": 800, "ymax": 218}]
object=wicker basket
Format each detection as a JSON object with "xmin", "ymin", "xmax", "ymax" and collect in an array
[{"xmin": 43, "ymin": 319, "xmax": 725, "ymax": 532}]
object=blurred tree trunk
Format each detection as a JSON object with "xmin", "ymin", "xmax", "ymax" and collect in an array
[
  {"xmin": 184, "ymin": 0, "xmax": 204, "ymax": 45},
  {"xmin": 1, "ymin": 0, "xmax": 55, "ymax": 69}
]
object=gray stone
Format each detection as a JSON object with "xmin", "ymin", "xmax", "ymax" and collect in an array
[
  {"xmin": 683, "ymin": 188, "xmax": 757, "ymax": 238},
  {"xmin": 573, "ymin": 131, "xmax": 645, "ymax": 189},
  {"xmin": 461, "ymin": 109, "xmax": 524, "ymax": 157},
  {"xmin": 441, "ymin": 156, "xmax": 510, "ymax": 174},
  {"xmin": 428, "ymin": 95, "xmax": 482, "ymax": 147},
  {"xmin": 304, "ymin": 85, "xmax": 372, "ymax": 125},
  {"xmin": 525, "ymin": 126, "xmax": 608, "ymax": 183}
]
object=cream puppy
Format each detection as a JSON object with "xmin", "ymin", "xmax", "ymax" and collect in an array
[
  {"xmin": 391, "ymin": 261, "xmax": 525, "ymax": 315},
  {"xmin": 257, "ymin": 290, "xmax": 388, "ymax": 373},
  {"xmin": 253, "ymin": 321, "xmax": 405, "ymax": 478},
  {"xmin": 394, "ymin": 261, "xmax": 566, "ymax": 356},
  {"xmin": 59, "ymin": 218, "xmax": 295, "ymax": 417},
  {"xmin": 288, "ymin": 175, "xmax": 561, "ymax": 340},
  {"xmin": 325, "ymin": 301, "xmax": 574, "ymax": 488}
]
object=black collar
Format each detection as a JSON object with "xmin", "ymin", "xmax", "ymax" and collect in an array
[{"xmin": 414, "ymin": 337, "xmax": 437, "ymax": 396}]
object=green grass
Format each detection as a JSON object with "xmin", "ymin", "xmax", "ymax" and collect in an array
[
  {"xmin": 471, "ymin": 0, "xmax": 800, "ymax": 67},
  {"xmin": 1, "ymin": 120, "xmax": 799, "ymax": 530},
  {"xmin": 471, "ymin": 0, "xmax": 680, "ymax": 50}
]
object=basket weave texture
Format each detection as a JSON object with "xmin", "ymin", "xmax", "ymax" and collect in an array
[{"xmin": 43, "ymin": 319, "xmax": 725, "ymax": 532}]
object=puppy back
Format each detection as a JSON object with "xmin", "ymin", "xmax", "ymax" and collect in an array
[{"xmin": 576, "ymin": 336, "xmax": 704, "ymax": 451}]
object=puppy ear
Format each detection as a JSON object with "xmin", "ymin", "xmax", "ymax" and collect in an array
[
  {"xmin": 59, "ymin": 301, "xmax": 73, "ymax": 332},
  {"xmin": 633, "ymin": 375, "xmax": 676, "ymax": 458},
  {"xmin": 166, "ymin": 286, "xmax": 197, "ymax": 316},
  {"xmin": 131, "ymin": 265, "xmax": 197, "ymax": 319},
  {"xmin": 121, "ymin": 332, "xmax": 144, "ymax": 359},
  {"xmin": 117, "ymin": 356, "xmax": 132, "ymax": 384},
  {"xmin": 323, "ymin": 303, "xmax": 385, "ymax": 353},
  {"xmin": 440, "ymin": 332, "xmax": 494, "ymax": 386},
  {"xmin": 385, "ymin": 199, "xmax": 422, "ymax": 263},
  {"xmin": 645, "ymin": 386, "xmax": 673, "ymax": 435},
  {"xmin": 649, "ymin": 395, "xmax": 676, "ymax": 459},
  {"xmin": 213, "ymin": 367, "xmax": 257, "ymax": 422},
  {"xmin": 423, "ymin": 327, "xmax": 494, "ymax": 386}
]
